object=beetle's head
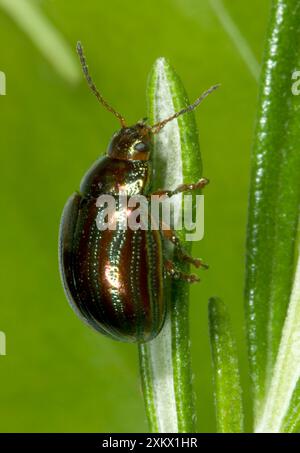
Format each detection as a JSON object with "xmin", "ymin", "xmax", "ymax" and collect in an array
[{"xmin": 107, "ymin": 122, "xmax": 152, "ymax": 161}]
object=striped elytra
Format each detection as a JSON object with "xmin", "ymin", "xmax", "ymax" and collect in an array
[{"xmin": 59, "ymin": 134, "xmax": 165, "ymax": 343}]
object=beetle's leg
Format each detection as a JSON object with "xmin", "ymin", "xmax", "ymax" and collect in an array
[
  {"xmin": 165, "ymin": 260, "xmax": 200, "ymax": 283},
  {"xmin": 148, "ymin": 210, "xmax": 208, "ymax": 269},
  {"xmin": 161, "ymin": 227, "xmax": 208, "ymax": 269},
  {"xmin": 151, "ymin": 177, "xmax": 209, "ymax": 198}
]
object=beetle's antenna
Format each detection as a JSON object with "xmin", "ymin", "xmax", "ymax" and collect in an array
[
  {"xmin": 151, "ymin": 84, "xmax": 220, "ymax": 134},
  {"xmin": 76, "ymin": 42, "xmax": 127, "ymax": 128}
]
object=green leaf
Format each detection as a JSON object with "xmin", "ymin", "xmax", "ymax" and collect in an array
[
  {"xmin": 281, "ymin": 379, "xmax": 300, "ymax": 433},
  {"xmin": 138, "ymin": 57, "xmax": 211, "ymax": 433},
  {"xmin": 208, "ymin": 297, "xmax": 244, "ymax": 433},
  {"xmin": 245, "ymin": 0, "xmax": 300, "ymax": 423},
  {"xmin": 255, "ymin": 236, "xmax": 300, "ymax": 432}
]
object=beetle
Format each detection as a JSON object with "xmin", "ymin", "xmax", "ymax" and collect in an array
[{"xmin": 59, "ymin": 42, "xmax": 218, "ymax": 343}]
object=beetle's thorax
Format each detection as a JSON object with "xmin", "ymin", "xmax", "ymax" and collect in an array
[
  {"xmin": 80, "ymin": 156, "xmax": 151, "ymax": 198},
  {"xmin": 116, "ymin": 159, "xmax": 151, "ymax": 196},
  {"xmin": 107, "ymin": 123, "xmax": 152, "ymax": 161}
]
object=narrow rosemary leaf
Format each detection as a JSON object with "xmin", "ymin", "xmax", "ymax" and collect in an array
[
  {"xmin": 139, "ymin": 57, "xmax": 205, "ymax": 433},
  {"xmin": 245, "ymin": 0, "xmax": 300, "ymax": 423},
  {"xmin": 208, "ymin": 297, "xmax": 244, "ymax": 433},
  {"xmin": 255, "ymin": 236, "xmax": 300, "ymax": 433},
  {"xmin": 281, "ymin": 379, "xmax": 300, "ymax": 433}
]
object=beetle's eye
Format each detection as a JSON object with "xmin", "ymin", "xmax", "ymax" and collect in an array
[{"xmin": 134, "ymin": 142, "xmax": 149, "ymax": 152}]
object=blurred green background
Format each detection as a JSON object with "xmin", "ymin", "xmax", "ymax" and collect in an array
[{"xmin": 0, "ymin": 0, "xmax": 270, "ymax": 432}]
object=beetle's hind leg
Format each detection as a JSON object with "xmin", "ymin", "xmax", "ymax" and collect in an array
[
  {"xmin": 160, "ymin": 224, "xmax": 206, "ymax": 284},
  {"xmin": 165, "ymin": 260, "xmax": 200, "ymax": 283}
]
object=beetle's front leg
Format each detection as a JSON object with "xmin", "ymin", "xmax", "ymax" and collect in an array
[
  {"xmin": 151, "ymin": 177, "xmax": 209, "ymax": 198},
  {"xmin": 165, "ymin": 260, "xmax": 200, "ymax": 283}
]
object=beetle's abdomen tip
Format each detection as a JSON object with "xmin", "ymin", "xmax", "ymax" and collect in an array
[{"xmin": 84, "ymin": 314, "xmax": 161, "ymax": 344}]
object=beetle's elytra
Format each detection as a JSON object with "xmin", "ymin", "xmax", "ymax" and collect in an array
[{"xmin": 59, "ymin": 42, "xmax": 218, "ymax": 343}]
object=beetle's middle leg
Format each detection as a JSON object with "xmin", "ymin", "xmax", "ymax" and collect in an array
[
  {"xmin": 161, "ymin": 227, "xmax": 208, "ymax": 269},
  {"xmin": 151, "ymin": 177, "xmax": 209, "ymax": 198}
]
